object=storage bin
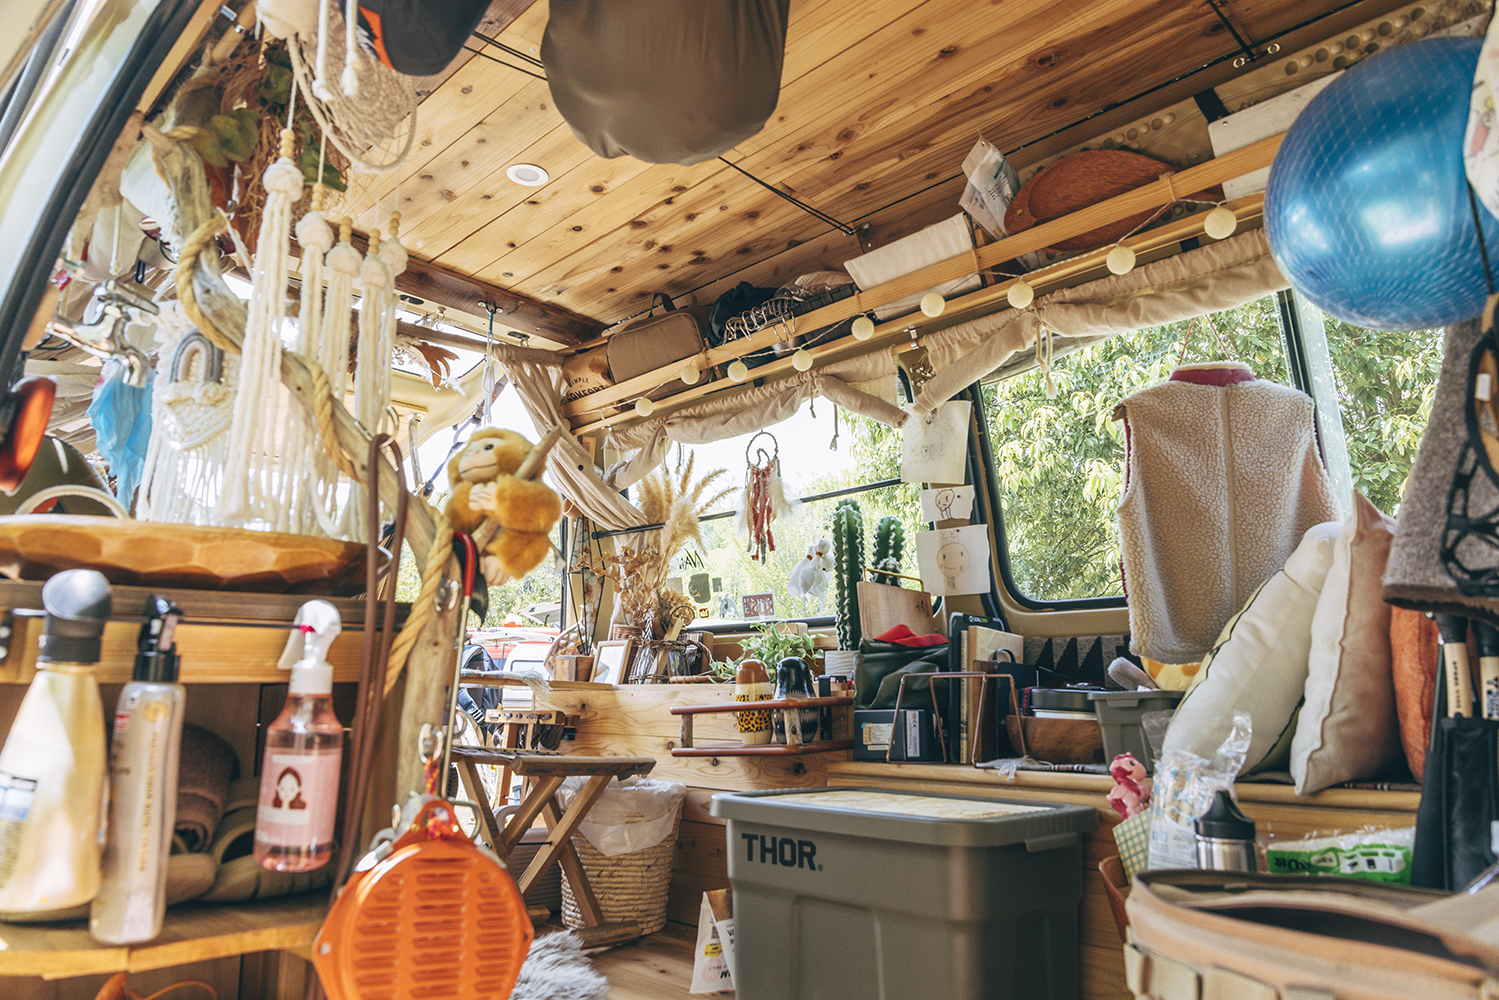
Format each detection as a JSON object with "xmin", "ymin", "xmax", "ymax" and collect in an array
[
  {"xmin": 710, "ymin": 787, "xmax": 1098, "ymax": 1000},
  {"xmin": 1088, "ymin": 689, "xmax": 1184, "ymax": 774},
  {"xmin": 559, "ymin": 777, "xmax": 686, "ymax": 935}
]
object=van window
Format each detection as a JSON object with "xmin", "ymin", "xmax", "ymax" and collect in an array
[
  {"xmin": 627, "ymin": 404, "xmax": 920, "ymax": 622},
  {"xmin": 980, "ymin": 294, "xmax": 1289, "ymax": 603}
]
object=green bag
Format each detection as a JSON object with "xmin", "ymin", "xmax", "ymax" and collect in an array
[{"xmin": 854, "ymin": 638, "xmax": 949, "ymax": 709}]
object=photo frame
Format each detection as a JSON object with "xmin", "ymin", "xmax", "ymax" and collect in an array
[{"xmin": 591, "ymin": 639, "xmax": 634, "ymax": 686}]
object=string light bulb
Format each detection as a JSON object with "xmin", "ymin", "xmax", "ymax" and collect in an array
[
  {"xmin": 1106, "ymin": 244, "xmax": 1136, "ymax": 275},
  {"xmin": 1204, "ymin": 205, "xmax": 1238, "ymax": 240},
  {"xmin": 727, "ymin": 359, "xmax": 750, "ymax": 382},
  {"xmin": 919, "ymin": 292, "xmax": 946, "ymax": 317},
  {"xmin": 791, "ymin": 348, "xmax": 814, "ymax": 371},
  {"xmin": 679, "ymin": 362, "xmax": 700, "ymax": 385},
  {"xmin": 1007, "ymin": 279, "xmax": 1034, "ymax": 309},
  {"xmin": 851, "ymin": 315, "xmax": 875, "ymax": 340},
  {"xmin": 634, "ymin": 396, "xmax": 655, "ymax": 417}
]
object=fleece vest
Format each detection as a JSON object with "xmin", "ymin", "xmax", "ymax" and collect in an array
[{"xmin": 1114, "ymin": 367, "xmax": 1340, "ymax": 664}]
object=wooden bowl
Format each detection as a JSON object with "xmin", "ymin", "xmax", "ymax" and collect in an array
[
  {"xmin": 1023, "ymin": 149, "xmax": 1172, "ymax": 252},
  {"xmin": 0, "ymin": 515, "xmax": 367, "ymax": 594},
  {"xmin": 1007, "ymin": 715, "xmax": 1104, "ymax": 765}
]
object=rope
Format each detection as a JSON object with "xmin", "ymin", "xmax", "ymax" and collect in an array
[
  {"xmin": 305, "ymin": 356, "xmax": 361, "ymax": 480},
  {"xmin": 384, "ymin": 511, "xmax": 454, "ymax": 695},
  {"xmin": 172, "ymin": 213, "xmax": 235, "ymax": 353}
]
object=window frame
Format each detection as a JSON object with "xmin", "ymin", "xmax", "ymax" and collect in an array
[{"xmin": 979, "ymin": 289, "xmax": 1348, "ymax": 612}]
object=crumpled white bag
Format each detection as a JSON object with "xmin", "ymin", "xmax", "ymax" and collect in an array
[{"xmin": 558, "ymin": 776, "xmax": 686, "ymax": 857}]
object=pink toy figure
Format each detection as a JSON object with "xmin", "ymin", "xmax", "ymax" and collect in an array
[{"xmin": 1106, "ymin": 752, "xmax": 1150, "ymax": 820}]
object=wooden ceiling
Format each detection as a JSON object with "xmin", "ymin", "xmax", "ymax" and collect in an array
[{"xmin": 341, "ymin": 0, "xmax": 1416, "ymax": 349}]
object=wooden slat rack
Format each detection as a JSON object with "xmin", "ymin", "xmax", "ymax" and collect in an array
[{"xmin": 669, "ymin": 696, "xmax": 854, "ymax": 757}]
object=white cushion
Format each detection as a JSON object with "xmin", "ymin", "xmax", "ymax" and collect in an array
[
  {"xmin": 1161, "ymin": 520, "xmax": 1342, "ymax": 774},
  {"xmin": 1290, "ymin": 492, "xmax": 1400, "ymax": 794}
]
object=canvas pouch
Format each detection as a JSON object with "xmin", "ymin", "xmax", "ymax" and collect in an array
[{"xmin": 606, "ymin": 294, "xmax": 711, "ymax": 400}]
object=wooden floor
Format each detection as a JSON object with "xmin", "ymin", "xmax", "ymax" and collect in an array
[{"xmin": 587, "ymin": 921, "xmax": 702, "ymax": 1000}]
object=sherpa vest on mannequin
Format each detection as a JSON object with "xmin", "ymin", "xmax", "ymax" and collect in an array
[{"xmin": 1113, "ymin": 362, "xmax": 1340, "ymax": 664}]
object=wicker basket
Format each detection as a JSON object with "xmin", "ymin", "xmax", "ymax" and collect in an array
[
  {"xmin": 560, "ymin": 811, "xmax": 682, "ymax": 935},
  {"xmin": 609, "ymin": 622, "xmax": 646, "ymax": 642}
]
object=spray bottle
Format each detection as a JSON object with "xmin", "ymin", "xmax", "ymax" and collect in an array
[
  {"xmin": 255, "ymin": 600, "xmax": 343, "ymax": 872},
  {"xmin": 91, "ymin": 596, "xmax": 187, "ymax": 944},
  {"xmin": 0, "ymin": 569, "xmax": 112, "ymax": 918}
]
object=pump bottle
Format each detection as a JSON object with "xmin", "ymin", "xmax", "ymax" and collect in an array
[
  {"xmin": 0, "ymin": 569, "xmax": 112, "ymax": 918},
  {"xmin": 255, "ymin": 600, "xmax": 343, "ymax": 872},
  {"xmin": 91, "ymin": 596, "xmax": 187, "ymax": 943}
]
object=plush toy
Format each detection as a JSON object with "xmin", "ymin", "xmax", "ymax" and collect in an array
[
  {"xmin": 443, "ymin": 428, "xmax": 562, "ymax": 581},
  {"xmin": 1106, "ymin": 752, "xmax": 1150, "ymax": 820},
  {"xmin": 788, "ymin": 537, "xmax": 833, "ymax": 600}
]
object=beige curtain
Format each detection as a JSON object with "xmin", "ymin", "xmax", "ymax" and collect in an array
[
  {"xmin": 493, "ymin": 344, "xmax": 648, "ymax": 535},
  {"xmin": 606, "ymin": 352, "xmax": 904, "ymax": 487},
  {"xmin": 911, "ymin": 228, "xmax": 1289, "ymax": 413}
]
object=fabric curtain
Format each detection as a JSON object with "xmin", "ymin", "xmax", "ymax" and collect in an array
[
  {"xmin": 606, "ymin": 351, "xmax": 904, "ymax": 487},
  {"xmin": 910, "ymin": 228, "xmax": 1289, "ymax": 413},
  {"xmin": 493, "ymin": 344, "xmax": 648, "ymax": 536}
]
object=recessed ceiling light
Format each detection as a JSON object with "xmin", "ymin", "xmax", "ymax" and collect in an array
[{"xmin": 506, "ymin": 163, "xmax": 549, "ymax": 186}]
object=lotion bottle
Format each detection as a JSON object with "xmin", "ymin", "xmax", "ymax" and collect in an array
[
  {"xmin": 0, "ymin": 569, "xmax": 111, "ymax": 918},
  {"xmin": 254, "ymin": 600, "xmax": 343, "ymax": 873},
  {"xmin": 91, "ymin": 596, "xmax": 186, "ymax": 944}
]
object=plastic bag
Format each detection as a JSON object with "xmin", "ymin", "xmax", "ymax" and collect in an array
[
  {"xmin": 86, "ymin": 359, "xmax": 153, "ymax": 507},
  {"xmin": 558, "ymin": 776, "xmax": 686, "ymax": 857},
  {"xmin": 1146, "ymin": 712, "xmax": 1251, "ymax": 871},
  {"xmin": 1264, "ymin": 825, "xmax": 1416, "ymax": 884},
  {"xmin": 689, "ymin": 888, "xmax": 735, "ymax": 994}
]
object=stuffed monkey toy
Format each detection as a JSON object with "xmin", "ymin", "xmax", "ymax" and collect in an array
[{"xmin": 443, "ymin": 428, "xmax": 562, "ymax": 580}]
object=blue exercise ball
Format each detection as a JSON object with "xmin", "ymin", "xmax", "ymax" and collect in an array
[{"xmin": 1265, "ymin": 37, "xmax": 1499, "ymax": 330}]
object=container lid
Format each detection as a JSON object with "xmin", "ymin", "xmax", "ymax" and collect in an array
[
  {"xmin": 1087, "ymin": 689, "xmax": 1185, "ymax": 709},
  {"xmin": 709, "ymin": 787, "xmax": 1097, "ymax": 848},
  {"xmin": 1029, "ymin": 687, "xmax": 1099, "ymax": 712},
  {"xmin": 1194, "ymin": 788, "xmax": 1255, "ymax": 841}
]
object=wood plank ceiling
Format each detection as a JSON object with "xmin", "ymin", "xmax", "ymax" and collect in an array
[{"xmin": 342, "ymin": 0, "xmax": 1415, "ymax": 349}]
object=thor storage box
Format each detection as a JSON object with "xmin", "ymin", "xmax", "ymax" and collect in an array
[{"xmin": 709, "ymin": 787, "xmax": 1098, "ymax": 1000}]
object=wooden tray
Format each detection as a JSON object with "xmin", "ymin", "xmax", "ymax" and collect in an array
[{"xmin": 0, "ymin": 515, "xmax": 366, "ymax": 594}]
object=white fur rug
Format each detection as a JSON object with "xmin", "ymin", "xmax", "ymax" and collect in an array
[{"xmin": 512, "ymin": 931, "xmax": 610, "ymax": 1000}]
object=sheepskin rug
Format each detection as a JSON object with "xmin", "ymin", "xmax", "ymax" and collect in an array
[{"xmin": 511, "ymin": 931, "xmax": 610, "ymax": 1000}]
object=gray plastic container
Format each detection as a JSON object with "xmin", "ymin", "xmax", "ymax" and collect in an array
[
  {"xmin": 710, "ymin": 787, "xmax": 1098, "ymax": 1000},
  {"xmin": 1087, "ymin": 689, "xmax": 1184, "ymax": 774}
]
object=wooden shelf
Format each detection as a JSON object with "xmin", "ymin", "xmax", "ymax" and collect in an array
[
  {"xmin": 669, "ymin": 696, "xmax": 854, "ymax": 715},
  {"xmin": 672, "ymin": 740, "xmax": 853, "ymax": 758},
  {"xmin": 0, "ymin": 894, "xmax": 326, "ymax": 980}
]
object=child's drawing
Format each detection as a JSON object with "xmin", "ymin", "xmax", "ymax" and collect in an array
[
  {"xmin": 915, "ymin": 524, "xmax": 991, "ymax": 596},
  {"xmin": 920, "ymin": 485, "xmax": 975, "ymax": 522},
  {"xmin": 901, "ymin": 400, "xmax": 971, "ymax": 485}
]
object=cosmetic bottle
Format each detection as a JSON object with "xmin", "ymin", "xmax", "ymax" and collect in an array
[
  {"xmin": 91, "ymin": 596, "xmax": 187, "ymax": 943},
  {"xmin": 0, "ymin": 569, "xmax": 112, "ymax": 917},
  {"xmin": 254, "ymin": 600, "xmax": 343, "ymax": 873}
]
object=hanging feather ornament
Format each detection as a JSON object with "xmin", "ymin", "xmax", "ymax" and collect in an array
[
  {"xmin": 217, "ymin": 124, "xmax": 307, "ymax": 526},
  {"xmin": 733, "ymin": 431, "xmax": 799, "ymax": 563}
]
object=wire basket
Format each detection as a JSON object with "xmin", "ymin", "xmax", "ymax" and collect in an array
[{"xmin": 560, "ymin": 811, "xmax": 682, "ymax": 935}]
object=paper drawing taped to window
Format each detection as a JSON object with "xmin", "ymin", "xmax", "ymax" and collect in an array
[
  {"xmin": 901, "ymin": 401, "xmax": 971, "ymax": 485},
  {"xmin": 915, "ymin": 524, "xmax": 990, "ymax": 596}
]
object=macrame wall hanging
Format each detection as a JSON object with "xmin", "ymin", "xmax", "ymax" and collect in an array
[
  {"xmin": 137, "ymin": 312, "xmax": 235, "ymax": 524},
  {"xmin": 216, "ymin": 120, "xmax": 308, "ymax": 527},
  {"xmin": 733, "ymin": 430, "xmax": 798, "ymax": 562}
]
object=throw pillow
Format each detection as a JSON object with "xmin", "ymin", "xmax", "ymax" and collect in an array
[
  {"xmin": 1289, "ymin": 492, "xmax": 1401, "ymax": 794},
  {"xmin": 1161, "ymin": 519, "xmax": 1341, "ymax": 775}
]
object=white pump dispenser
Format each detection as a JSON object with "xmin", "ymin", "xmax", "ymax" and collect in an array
[{"xmin": 254, "ymin": 600, "xmax": 344, "ymax": 872}]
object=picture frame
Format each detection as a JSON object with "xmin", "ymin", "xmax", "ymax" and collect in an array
[{"xmin": 591, "ymin": 639, "xmax": 634, "ymax": 687}]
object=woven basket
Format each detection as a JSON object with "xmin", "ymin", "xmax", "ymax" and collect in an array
[
  {"xmin": 561, "ymin": 811, "xmax": 681, "ymax": 935},
  {"xmin": 609, "ymin": 622, "xmax": 646, "ymax": 642}
]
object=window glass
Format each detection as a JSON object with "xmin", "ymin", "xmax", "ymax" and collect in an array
[
  {"xmin": 1315, "ymin": 313, "xmax": 1440, "ymax": 518},
  {"xmin": 632, "ymin": 404, "xmax": 920, "ymax": 622},
  {"xmin": 979, "ymin": 295, "xmax": 1288, "ymax": 602}
]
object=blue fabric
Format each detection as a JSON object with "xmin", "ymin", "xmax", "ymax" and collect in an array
[{"xmin": 86, "ymin": 360, "xmax": 153, "ymax": 510}]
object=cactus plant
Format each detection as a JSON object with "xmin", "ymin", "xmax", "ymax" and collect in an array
[
  {"xmin": 870, "ymin": 515, "xmax": 905, "ymax": 586},
  {"xmin": 832, "ymin": 498, "xmax": 865, "ymax": 651}
]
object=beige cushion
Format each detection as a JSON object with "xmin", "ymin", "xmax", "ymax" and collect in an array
[
  {"xmin": 1289, "ymin": 492, "xmax": 1400, "ymax": 795},
  {"xmin": 1161, "ymin": 520, "xmax": 1341, "ymax": 775}
]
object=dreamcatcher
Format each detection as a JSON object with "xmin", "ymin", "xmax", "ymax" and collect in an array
[
  {"xmin": 285, "ymin": 0, "xmax": 418, "ymax": 173},
  {"xmin": 733, "ymin": 431, "xmax": 798, "ymax": 562}
]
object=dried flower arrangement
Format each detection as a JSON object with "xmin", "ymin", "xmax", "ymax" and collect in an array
[{"xmin": 602, "ymin": 456, "xmax": 732, "ymax": 637}]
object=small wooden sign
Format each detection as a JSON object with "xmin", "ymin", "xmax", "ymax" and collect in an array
[{"xmin": 742, "ymin": 593, "xmax": 775, "ymax": 619}]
